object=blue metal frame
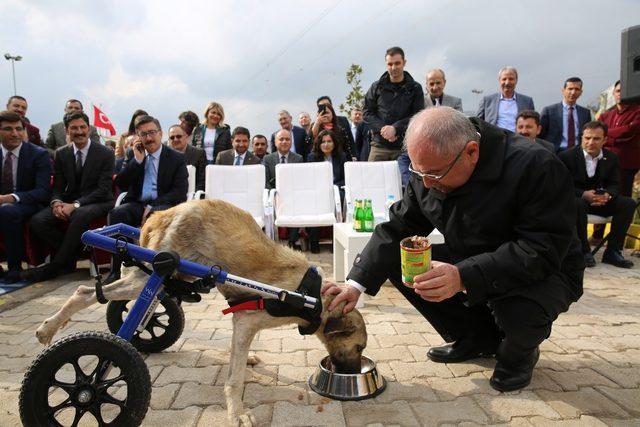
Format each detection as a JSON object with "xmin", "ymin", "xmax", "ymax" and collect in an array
[{"xmin": 81, "ymin": 224, "xmax": 319, "ymax": 341}]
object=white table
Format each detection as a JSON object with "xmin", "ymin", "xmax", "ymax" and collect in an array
[{"xmin": 333, "ymin": 222, "xmax": 445, "ymax": 282}]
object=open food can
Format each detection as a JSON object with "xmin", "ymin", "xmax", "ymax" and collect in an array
[{"xmin": 400, "ymin": 235, "xmax": 431, "ymax": 285}]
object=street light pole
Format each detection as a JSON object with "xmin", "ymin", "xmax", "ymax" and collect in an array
[{"xmin": 4, "ymin": 53, "xmax": 23, "ymax": 95}]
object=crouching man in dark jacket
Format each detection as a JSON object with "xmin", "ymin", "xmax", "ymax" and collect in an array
[{"xmin": 323, "ymin": 107, "xmax": 585, "ymax": 392}]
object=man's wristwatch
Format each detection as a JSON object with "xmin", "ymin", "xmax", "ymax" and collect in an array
[{"xmin": 73, "ymin": 201, "xmax": 81, "ymax": 209}]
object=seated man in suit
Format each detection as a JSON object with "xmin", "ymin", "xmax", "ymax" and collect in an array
[
  {"xmin": 23, "ymin": 111, "xmax": 115, "ymax": 282},
  {"xmin": 515, "ymin": 111, "xmax": 556, "ymax": 153},
  {"xmin": 477, "ymin": 66, "xmax": 534, "ymax": 132},
  {"xmin": 251, "ymin": 135, "xmax": 268, "ymax": 161},
  {"xmin": 106, "ymin": 115, "xmax": 189, "ymax": 282},
  {"xmin": 558, "ymin": 121, "xmax": 636, "ymax": 268},
  {"xmin": 424, "ymin": 69, "xmax": 463, "ymax": 112},
  {"xmin": 263, "ymin": 129, "xmax": 303, "ymax": 249},
  {"xmin": 540, "ymin": 77, "xmax": 591, "ymax": 153},
  {"xmin": 167, "ymin": 124, "xmax": 206, "ymax": 191},
  {"xmin": 0, "ymin": 111, "xmax": 52, "ymax": 283},
  {"xmin": 270, "ymin": 110, "xmax": 308, "ymax": 160},
  {"xmin": 45, "ymin": 99, "xmax": 100, "ymax": 156},
  {"xmin": 215, "ymin": 126, "xmax": 262, "ymax": 166},
  {"xmin": 6, "ymin": 96, "xmax": 43, "ymax": 147}
]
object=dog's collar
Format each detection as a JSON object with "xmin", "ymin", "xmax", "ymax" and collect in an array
[{"xmin": 223, "ymin": 267, "xmax": 323, "ymax": 336}]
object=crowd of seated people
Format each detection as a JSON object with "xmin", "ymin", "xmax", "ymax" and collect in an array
[{"xmin": 1, "ymin": 45, "xmax": 639, "ymax": 285}]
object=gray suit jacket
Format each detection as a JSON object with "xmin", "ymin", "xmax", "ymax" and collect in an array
[
  {"xmin": 215, "ymin": 149, "xmax": 262, "ymax": 166},
  {"xmin": 424, "ymin": 93, "xmax": 463, "ymax": 112},
  {"xmin": 183, "ymin": 144, "xmax": 207, "ymax": 191},
  {"xmin": 262, "ymin": 151, "xmax": 303, "ymax": 189},
  {"xmin": 476, "ymin": 92, "xmax": 535, "ymax": 127},
  {"xmin": 46, "ymin": 122, "xmax": 100, "ymax": 154}
]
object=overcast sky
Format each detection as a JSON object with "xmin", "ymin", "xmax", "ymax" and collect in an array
[{"xmin": 1, "ymin": 0, "xmax": 638, "ymax": 139}]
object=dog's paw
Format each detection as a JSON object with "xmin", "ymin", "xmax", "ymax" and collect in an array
[
  {"xmin": 246, "ymin": 354, "xmax": 261, "ymax": 366},
  {"xmin": 229, "ymin": 411, "xmax": 256, "ymax": 426},
  {"xmin": 35, "ymin": 320, "xmax": 56, "ymax": 345}
]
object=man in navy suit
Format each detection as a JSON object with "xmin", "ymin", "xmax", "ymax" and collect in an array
[
  {"xmin": 540, "ymin": 77, "xmax": 592, "ymax": 152},
  {"xmin": 105, "ymin": 115, "xmax": 188, "ymax": 283},
  {"xmin": 270, "ymin": 110, "xmax": 308, "ymax": 160},
  {"xmin": 477, "ymin": 67, "xmax": 534, "ymax": 132},
  {"xmin": 0, "ymin": 111, "xmax": 52, "ymax": 282}
]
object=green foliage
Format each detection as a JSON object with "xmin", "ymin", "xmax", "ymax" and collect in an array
[{"xmin": 339, "ymin": 64, "xmax": 365, "ymax": 115}]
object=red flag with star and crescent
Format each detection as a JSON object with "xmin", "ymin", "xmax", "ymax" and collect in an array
[{"xmin": 93, "ymin": 105, "xmax": 116, "ymax": 136}]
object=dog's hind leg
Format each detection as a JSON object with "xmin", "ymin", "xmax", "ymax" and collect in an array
[
  {"xmin": 225, "ymin": 311, "xmax": 261, "ymax": 427},
  {"xmin": 35, "ymin": 269, "xmax": 147, "ymax": 345}
]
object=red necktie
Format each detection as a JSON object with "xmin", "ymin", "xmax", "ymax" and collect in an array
[{"xmin": 567, "ymin": 106, "xmax": 575, "ymax": 148}]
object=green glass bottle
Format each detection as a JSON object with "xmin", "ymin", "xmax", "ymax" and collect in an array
[
  {"xmin": 364, "ymin": 199, "xmax": 374, "ymax": 232},
  {"xmin": 354, "ymin": 199, "xmax": 364, "ymax": 232}
]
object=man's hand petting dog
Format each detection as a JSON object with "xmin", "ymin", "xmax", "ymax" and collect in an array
[{"xmin": 321, "ymin": 281, "xmax": 361, "ymax": 314}]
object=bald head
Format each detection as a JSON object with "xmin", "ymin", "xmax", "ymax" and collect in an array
[
  {"xmin": 405, "ymin": 107, "xmax": 480, "ymax": 194},
  {"xmin": 405, "ymin": 107, "xmax": 477, "ymax": 158}
]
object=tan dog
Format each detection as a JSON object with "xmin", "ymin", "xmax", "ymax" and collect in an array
[{"xmin": 35, "ymin": 199, "xmax": 367, "ymax": 426}]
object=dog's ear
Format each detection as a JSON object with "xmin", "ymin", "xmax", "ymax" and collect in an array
[{"xmin": 323, "ymin": 315, "xmax": 357, "ymax": 337}]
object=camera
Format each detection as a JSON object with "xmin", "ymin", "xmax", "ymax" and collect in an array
[{"xmin": 318, "ymin": 104, "xmax": 328, "ymax": 114}]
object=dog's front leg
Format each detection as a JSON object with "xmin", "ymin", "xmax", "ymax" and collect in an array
[
  {"xmin": 226, "ymin": 312, "xmax": 260, "ymax": 427},
  {"xmin": 35, "ymin": 274, "xmax": 145, "ymax": 345}
]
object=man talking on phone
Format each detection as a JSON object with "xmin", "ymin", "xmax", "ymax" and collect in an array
[
  {"xmin": 105, "ymin": 115, "xmax": 188, "ymax": 283},
  {"xmin": 559, "ymin": 120, "xmax": 636, "ymax": 268},
  {"xmin": 323, "ymin": 107, "xmax": 585, "ymax": 392}
]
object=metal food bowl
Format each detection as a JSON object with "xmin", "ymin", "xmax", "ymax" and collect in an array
[{"xmin": 308, "ymin": 355, "xmax": 386, "ymax": 401}]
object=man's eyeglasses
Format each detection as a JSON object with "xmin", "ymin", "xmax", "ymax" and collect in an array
[
  {"xmin": 408, "ymin": 142, "xmax": 469, "ymax": 181},
  {"xmin": 168, "ymin": 135, "xmax": 183, "ymax": 140},
  {"xmin": 137, "ymin": 129, "xmax": 159, "ymax": 138}
]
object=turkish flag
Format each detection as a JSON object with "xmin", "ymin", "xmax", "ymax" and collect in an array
[{"xmin": 93, "ymin": 105, "xmax": 116, "ymax": 136}]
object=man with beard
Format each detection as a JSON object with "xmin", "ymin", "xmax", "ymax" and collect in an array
[
  {"xmin": 363, "ymin": 47, "xmax": 424, "ymax": 161},
  {"xmin": 45, "ymin": 99, "xmax": 100, "ymax": 155}
]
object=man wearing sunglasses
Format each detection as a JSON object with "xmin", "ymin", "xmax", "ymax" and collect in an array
[{"xmin": 324, "ymin": 107, "xmax": 584, "ymax": 392}]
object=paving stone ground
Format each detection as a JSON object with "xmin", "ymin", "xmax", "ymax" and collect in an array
[{"xmin": 0, "ymin": 248, "xmax": 639, "ymax": 426}]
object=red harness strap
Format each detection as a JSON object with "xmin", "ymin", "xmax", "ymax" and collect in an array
[{"xmin": 222, "ymin": 299, "xmax": 265, "ymax": 315}]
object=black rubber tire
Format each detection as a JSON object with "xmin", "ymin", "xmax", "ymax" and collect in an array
[
  {"xmin": 105, "ymin": 297, "xmax": 185, "ymax": 353},
  {"xmin": 19, "ymin": 330, "xmax": 150, "ymax": 427}
]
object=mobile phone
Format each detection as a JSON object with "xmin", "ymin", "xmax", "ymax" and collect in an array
[
  {"xmin": 135, "ymin": 142, "xmax": 145, "ymax": 153},
  {"xmin": 594, "ymin": 188, "xmax": 606, "ymax": 195},
  {"xmin": 318, "ymin": 104, "xmax": 327, "ymax": 114}
]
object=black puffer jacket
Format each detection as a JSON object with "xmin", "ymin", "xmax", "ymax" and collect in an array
[{"xmin": 363, "ymin": 71, "xmax": 425, "ymax": 149}]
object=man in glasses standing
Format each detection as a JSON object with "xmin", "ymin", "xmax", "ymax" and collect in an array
[
  {"xmin": 324, "ymin": 107, "xmax": 584, "ymax": 393},
  {"xmin": 167, "ymin": 124, "xmax": 206, "ymax": 191},
  {"xmin": 105, "ymin": 115, "xmax": 188, "ymax": 283}
]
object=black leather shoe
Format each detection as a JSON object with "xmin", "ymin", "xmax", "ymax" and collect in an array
[
  {"xmin": 584, "ymin": 252, "xmax": 596, "ymax": 268},
  {"xmin": 490, "ymin": 347, "xmax": 540, "ymax": 392},
  {"xmin": 310, "ymin": 241, "xmax": 320, "ymax": 254},
  {"xmin": 602, "ymin": 249, "xmax": 634, "ymax": 269},
  {"xmin": 3, "ymin": 269, "xmax": 22, "ymax": 284},
  {"xmin": 21, "ymin": 264, "xmax": 59, "ymax": 283},
  {"xmin": 427, "ymin": 339, "xmax": 497, "ymax": 363}
]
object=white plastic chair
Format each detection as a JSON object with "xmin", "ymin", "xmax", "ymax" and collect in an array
[
  {"xmin": 269, "ymin": 162, "xmax": 342, "ymax": 241},
  {"xmin": 587, "ymin": 214, "xmax": 613, "ymax": 255},
  {"xmin": 204, "ymin": 164, "xmax": 270, "ymax": 231},
  {"xmin": 186, "ymin": 165, "xmax": 205, "ymax": 200},
  {"xmin": 344, "ymin": 160, "xmax": 402, "ymax": 222}
]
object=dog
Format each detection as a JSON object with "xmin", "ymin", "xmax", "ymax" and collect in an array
[{"xmin": 35, "ymin": 199, "xmax": 367, "ymax": 426}]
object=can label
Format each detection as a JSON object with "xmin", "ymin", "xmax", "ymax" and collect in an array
[{"xmin": 400, "ymin": 236, "xmax": 431, "ymax": 285}]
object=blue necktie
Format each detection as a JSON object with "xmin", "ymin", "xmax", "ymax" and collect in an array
[
  {"xmin": 141, "ymin": 155, "xmax": 157, "ymax": 202},
  {"xmin": 234, "ymin": 155, "xmax": 241, "ymax": 166}
]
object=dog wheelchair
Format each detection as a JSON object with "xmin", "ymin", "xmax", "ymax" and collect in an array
[{"xmin": 19, "ymin": 223, "xmax": 321, "ymax": 426}]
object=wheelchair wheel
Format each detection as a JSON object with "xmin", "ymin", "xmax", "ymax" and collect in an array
[
  {"xmin": 20, "ymin": 330, "xmax": 150, "ymax": 427},
  {"xmin": 106, "ymin": 296, "xmax": 185, "ymax": 353}
]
